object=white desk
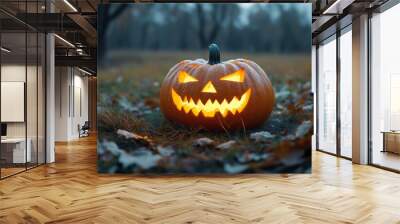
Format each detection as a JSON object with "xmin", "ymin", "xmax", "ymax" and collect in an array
[{"xmin": 1, "ymin": 138, "xmax": 31, "ymax": 163}]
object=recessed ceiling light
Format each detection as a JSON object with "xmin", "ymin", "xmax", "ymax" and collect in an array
[
  {"xmin": 322, "ymin": 0, "xmax": 354, "ymax": 15},
  {"xmin": 78, "ymin": 67, "xmax": 93, "ymax": 76},
  {"xmin": 63, "ymin": 0, "xmax": 78, "ymax": 12},
  {"xmin": 54, "ymin": 34, "xmax": 75, "ymax": 48},
  {"xmin": 1, "ymin": 47, "xmax": 11, "ymax": 53}
]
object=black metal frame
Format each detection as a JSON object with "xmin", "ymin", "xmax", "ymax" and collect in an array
[
  {"xmin": 367, "ymin": 10, "xmax": 373, "ymax": 166},
  {"xmin": 0, "ymin": 17, "xmax": 2, "ymax": 179},
  {"xmin": 315, "ymin": 44, "xmax": 319, "ymax": 152},
  {"xmin": 0, "ymin": 0, "xmax": 47, "ymax": 180},
  {"xmin": 336, "ymin": 27, "xmax": 341, "ymax": 158}
]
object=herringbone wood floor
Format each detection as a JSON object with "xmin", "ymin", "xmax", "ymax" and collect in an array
[{"xmin": 1, "ymin": 135, "xmax": 400, "ymax": 224}]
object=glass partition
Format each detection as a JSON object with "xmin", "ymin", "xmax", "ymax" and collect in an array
[
  {"xmin": 1, "ymin": 31, "xmax": 28, "ymax": 177},
  {"xmin": 0, "ymin": 1, "xmax": 46, "ymax": 179},
  {"xmin": 27, "ymin": 30, "xmax": 38, "ymax": 169}
]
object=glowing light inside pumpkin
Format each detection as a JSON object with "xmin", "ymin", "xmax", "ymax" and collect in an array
[
  {"xmin": 201, "ymin": 81, "xmax": 217, "ymax": 93},
  {"xmin": 171, "ymin": 88, "xmax": 251, "ymax": 117},
  {"xmin": 220, "ymin": 69, "xmax": 245, "ymax": 82},
  {"xmin": 178, "ymin": 71, "xmax": 198, "ymax": 83}
]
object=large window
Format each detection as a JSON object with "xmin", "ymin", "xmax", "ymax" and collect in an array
[
  {"xmin": 370, "ymin": 3, "xmax": 400, "ymax": 171},
  {"xmin": 316, "ymin": 26, "xmax": 353, "ymax": 158},
  {"xmin": 317, "ymin": 36, "xmax": 337, "ymax": 154},
  {"xmin": 339, "ymin": 28, "xmax": 352, "ymax": 158}
]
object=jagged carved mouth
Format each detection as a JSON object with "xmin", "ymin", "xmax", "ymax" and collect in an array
[{"xmin": 171, "ymin": 88, "xmax": 251, "ymax": 118}]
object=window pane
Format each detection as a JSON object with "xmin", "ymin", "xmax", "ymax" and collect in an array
[
  {"xmin": 27, "ymin": 31, "xmax": 38, "ymax": 169},
  {"xmin": 312, "ymin": 45, "xmax": 317, "ymax": 150},
  {"xmin": 318, "ymin": 37, "xmax": 337, "ymax": 154},
  {"xmin": 340, "ymin": 29, "xmax": 352, "ymax": 158},
  {"xmin": 38, "ymin": 33, "xmax": 45, "ymax": 165}
]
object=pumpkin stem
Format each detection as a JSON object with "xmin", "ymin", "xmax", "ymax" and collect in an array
[{"xmin": 208, "ymin": 43, "xmax": 221, "ymax": 65}]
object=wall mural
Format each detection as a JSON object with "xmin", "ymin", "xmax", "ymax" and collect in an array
[{"xmin": 97, "ymin": 3, "xmax": 312, "ymax": 174}]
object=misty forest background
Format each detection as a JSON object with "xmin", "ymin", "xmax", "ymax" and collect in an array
[
  {"xmin": 98, "ymin": 4, "xmax": 313, "ymax": 174},
  {"xmin": 99, "ymin": 3, "xmax": 311, "ymax": 64}
]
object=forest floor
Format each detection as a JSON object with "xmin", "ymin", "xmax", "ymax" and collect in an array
[{"xmin": 98, "ymin": 51, "xmax": 313, "ymax": 174}]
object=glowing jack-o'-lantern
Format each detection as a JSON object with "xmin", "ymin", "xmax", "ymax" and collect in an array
[{"xmin": 160, "ymin": 44, "xmax": 275, "ymax": 130}]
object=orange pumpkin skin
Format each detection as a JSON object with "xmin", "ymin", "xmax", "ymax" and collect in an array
[{"xmin": 160, "ymin": 44, "xmax": 275, "ymax": 131}]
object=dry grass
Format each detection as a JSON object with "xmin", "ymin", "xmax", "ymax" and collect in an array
[{"xmin": 101, "ymin": 50, "xmax": 310, "ymax": 83}]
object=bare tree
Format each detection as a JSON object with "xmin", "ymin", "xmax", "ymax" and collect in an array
[
  {"xmin": 98, "ymin": 4, "xmax": 129, "ymax": 66},
  {"xmin": 195, "ymin": 4, "xmax": 228, "ymax": 48}
]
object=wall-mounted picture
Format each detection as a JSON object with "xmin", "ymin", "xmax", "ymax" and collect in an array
[{"xmin": 97, "ymin": 3, "xmax": 312, "ymax": 174}]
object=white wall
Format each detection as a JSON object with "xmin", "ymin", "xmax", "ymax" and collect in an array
[
  {"xmin": 72, "ymin": 73, "xmax": 89, "ymax": 138},
  {"xmin": 55, "ymin": 67, "xmax": 89, "ymax": 141},
  {"xmin": 55, "ymin": 67, "xmax": 70, "ymax": 141}
]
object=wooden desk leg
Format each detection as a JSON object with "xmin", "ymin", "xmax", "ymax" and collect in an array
[{"xmin": 382, "ymin": 133, "xmax": 386, "ymax": 153}]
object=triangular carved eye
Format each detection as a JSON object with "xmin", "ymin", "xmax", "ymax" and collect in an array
[
  {"xmin": 220, "ymin": 69, "xmax": 245, "ymax": 82},
  {"xmin": 178, "ymin": 71, "xmax": 198, "ymax": 83}
]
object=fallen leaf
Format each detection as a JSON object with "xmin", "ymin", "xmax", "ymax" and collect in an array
[
  {"xmin": 295, "ymin": 120, "xmax": 312, "ymax": 137},
  {"xmin": 216, "ymin": 140, "xmax": 236, "ymax": 150},
  {"xmin": 119, "ymin": 147, "xmax": 161, "ymax": 169},
  {"xmin": 117, "ymin": 129, "xmax": 153, "ymax": 147},
  {"xmin": 193, "ymin": 137, "xmax": 214, "ymax": 147},
  {"xmin": 157, "ymin": 145, "xmax": 175, "ymax": 157},
  {"xmin": 224, "ymin": 163, "xmax": 248, "ymax": 174},
  {"xmin": 250, "ymin": 131, "xmax": 275, "ymax": 142}
]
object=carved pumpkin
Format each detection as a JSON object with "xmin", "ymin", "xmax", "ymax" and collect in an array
[{"xmin": 160, "ymin": 44, "xmax": 275, "ymax": 131}]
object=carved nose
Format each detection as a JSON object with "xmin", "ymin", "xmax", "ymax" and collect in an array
[{"xmin": 201, "ymin": 81, "xmax": 217, "ymax": 93}]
